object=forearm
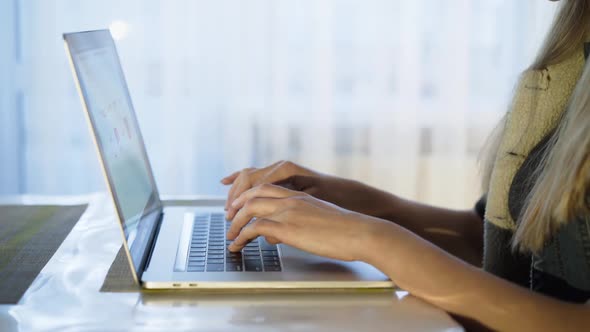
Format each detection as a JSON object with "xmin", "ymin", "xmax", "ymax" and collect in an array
[
  {"xmin": 340, "ymin": 184, "xmax": 483, "ymax": 266},
  {"xmin": 385, "ymin": 196, "xmax": 483, "ymax": 266},
  {"xmin": 360, "ymin": 218, "xmax": 590, "ymax": 331}
]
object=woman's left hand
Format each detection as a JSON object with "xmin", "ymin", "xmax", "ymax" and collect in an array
[{"xmin": 226, "ymin": 183, "xmax": 377, "ymax": 262}]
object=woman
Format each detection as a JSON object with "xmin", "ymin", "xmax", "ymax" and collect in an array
[{"xmin": 222, "ymin": 1, "xmax": 590, "ymax": 330}]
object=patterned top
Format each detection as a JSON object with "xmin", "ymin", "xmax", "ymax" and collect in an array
[
  {"xmin": 474, "ymin": 43, "xmax": 590, "ymax": 303},
  {"xmin": 476, "ymin": 133, "xmax": 590, "ymax": 303}
]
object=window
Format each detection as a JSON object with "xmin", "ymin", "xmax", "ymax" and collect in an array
[{"xmin": 0, "ymin": 0, "xmax": 556, "ymax": 208}]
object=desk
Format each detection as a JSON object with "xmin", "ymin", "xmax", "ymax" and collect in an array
[{"xmin": 0, "ymin": 193, "xmax": 463, "ymax": 331}]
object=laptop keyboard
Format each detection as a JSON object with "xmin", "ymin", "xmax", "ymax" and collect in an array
[{"xmin": 187, "ymin": 212, "xmax": 282, "ymax": 272}]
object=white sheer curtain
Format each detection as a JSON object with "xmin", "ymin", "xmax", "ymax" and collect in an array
[{"xmin": 0, "ymin": 0, "xmax": 556, "ymax": 209}]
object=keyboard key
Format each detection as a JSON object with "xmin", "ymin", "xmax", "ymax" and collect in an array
[
  {"xmin": 226, "ymin": 263, "xmax": 243, "ymax": 272},
  {"xmin": 206, "ymin": 264, "xmax": 224, "ymax": 272},
  {"xmin": 188, "ymin": 266, "xmax": 205, "ymax": 272},
  {"xmin": 263, "ymin": 256, "xmax": 280, "ymax": 263},
  {"xmin": 189, "ymin": 253, "xmax": 206, "ymax": 258},
  {"xmin": 243, "ymin": 254, "xmax": 261, "ymax": 259},
  {"xmin": 264, "ymin": 265, "xmax": 282, "ymax": 272},
  {"xmin": 207, "ymin": 254, "xmax": 224, "ymax": 260},
  {"xmin": 263, "ymin": 260, "xmax": 280, "ymax": 267},
  {"xmin": 261, "ymin": 250, "xmax": 279, "ymax": 257},
  {"xmin": 227, "ymin": 257, "xmax": 242, "ymax": 263},
  {"xmin": 207, "ymin": 258, "xmax": 224, "ymax": 264},
  {"xmin": 244, "ymin": 260, "xmax": 263, "ymax": 272},
  {"xmin": 244, "ymin": 256, "xmax": 260, "ymax": 262}
]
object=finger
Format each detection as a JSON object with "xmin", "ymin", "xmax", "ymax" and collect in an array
[
  {"xmin": 225, "ymin": 169, "xmax": 253, "ymax": 210},
  {"xmin": 265, "ymin": 236, "xmax": 281, "ymax": 244},
  {"xmin": 220, "ymin": 171, "xmax": 240, "ymax": 185},
  {"xmin": 225, "ymin": 162, "xmax": 280, "ymax": 212},
  {"xmin": 226, "ymin": 184, "xmax": 300, "ymax": 220},
  {"xmin": 228, "ymin": 218, "xmax": 283, "ymax": 251},
  {"xmin": 227, "ymin": 198, "xmax": 281, "ymax": 240},
  {"xmin": 226, "ymin": 161, "xmax": 297, "ymax": 211}
]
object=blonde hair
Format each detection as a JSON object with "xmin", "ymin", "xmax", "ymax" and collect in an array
[
  {"xmin": 513, "ymin": 62, "xmax": 590, "ymax": 252},
  {"xmin": 480, "ymin": 0, "xmax": 590, "ymax": 253}
]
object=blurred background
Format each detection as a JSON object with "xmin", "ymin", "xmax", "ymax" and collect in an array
[{"xmin": 0, "ymin": 0, "xmax": 557, "ymax": 208}]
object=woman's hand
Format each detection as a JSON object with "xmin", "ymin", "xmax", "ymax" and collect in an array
[
  {"xmin": 221, "ymin": 160, "xmax": 317, "ymax": 213},
  {"xmin": 222, "ymin": 160, "xmax": 398, "ymax": 221},
  {"xmin": 225, "ymin": 183, "xmax": 376, "ymax": 262}
]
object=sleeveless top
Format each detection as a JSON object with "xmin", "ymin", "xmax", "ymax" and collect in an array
[{"xmin": 475, "ymin": 43, "xmax": 590, "ymax": 303}]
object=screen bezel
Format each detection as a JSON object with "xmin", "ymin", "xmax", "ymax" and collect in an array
[{"xmin": 64, "ymin": 30, "xmax": 163, "ymax": 282}]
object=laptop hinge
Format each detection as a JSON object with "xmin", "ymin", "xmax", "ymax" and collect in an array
[{"xmin": 141, "ymin": 210, "xmax": 164, "ymax": 274}]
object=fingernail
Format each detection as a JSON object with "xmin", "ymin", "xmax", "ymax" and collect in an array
[{"xmin": 231, "ymin": 200, "xmax": 239, "ymax": 208}]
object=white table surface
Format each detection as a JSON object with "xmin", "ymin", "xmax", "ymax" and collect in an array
[{"xmin": 0, "ymin": 193, "xmax": 463, "ymax": 332}]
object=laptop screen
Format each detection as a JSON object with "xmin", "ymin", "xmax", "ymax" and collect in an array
[{"xmin": 64, "ymin": 30, "xmax": 162, "ymax": 279}]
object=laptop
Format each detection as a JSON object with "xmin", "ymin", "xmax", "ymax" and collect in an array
[{"xmin": 63, "ymin": 29, "xmax": 393, "ymax": 290}]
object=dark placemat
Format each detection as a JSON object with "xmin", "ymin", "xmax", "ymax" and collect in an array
[
  {"xmin": 0, "ymin": 204, "xmax": 88, "ymax": 304},
  {"xmin": 100, "ymin": 246, "xmax": 140, "ymax": 292}
]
